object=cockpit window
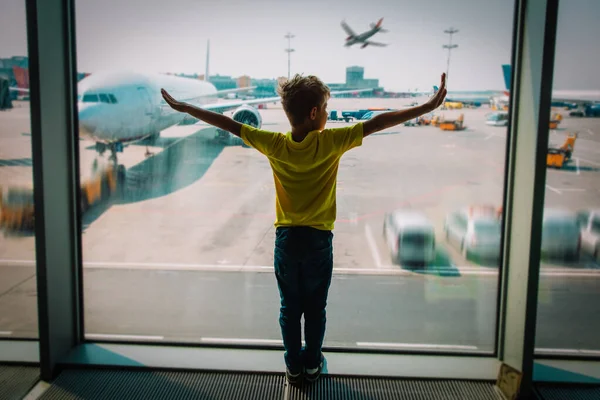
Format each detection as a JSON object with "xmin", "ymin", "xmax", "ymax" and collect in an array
[
  {"xmin": 82, "ymin": 93, "xmax": 99, "ymax": 103},
  {"xmin": 80, "ymin": 93, "xmax": 118, "ymax": 104}
]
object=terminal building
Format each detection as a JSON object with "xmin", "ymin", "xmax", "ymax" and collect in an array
[
  {"xmin": 327, "ymin": 66, "xmax": 385, "ymax": 97},
  {"xmin": 170, "ymin": 66, "xmax": 388, "ymax": 98}
]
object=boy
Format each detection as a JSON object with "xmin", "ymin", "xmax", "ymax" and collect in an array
[{"xmin": 161, "ymin": 73, "xmax": 446, "ymax": 384}]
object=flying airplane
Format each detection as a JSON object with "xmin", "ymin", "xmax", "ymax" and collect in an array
[
  {"xmin": 9, "ymin": 71, "xmax": 372, "ymax": 171},
  {"xmin": 496, "ymin": 64, "xmax": 600, "ymax": 116},
  {"xmin": 341, "ymin": 18, "xmax": 389, "ymax": 48}
]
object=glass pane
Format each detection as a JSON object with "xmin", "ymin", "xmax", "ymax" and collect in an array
[
  {"xmin": 0, "ymin": 2, "xmax": 38, "ymax": 339},
  {"xmin": 535, "ymin": 0, "xmax": 600, "ymax": 357},
  {"xmin": 77, "ymin": 0, "xmax": 515, "ymax": 355}
]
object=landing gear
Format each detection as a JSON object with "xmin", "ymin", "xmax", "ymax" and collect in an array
[
  {"xmin": 93, "ymin": 141, "xmax": 124, "ymax": 170},
  {"xmin": 143, "ymin": 133, "xmax": 159, "ymax": 158}
]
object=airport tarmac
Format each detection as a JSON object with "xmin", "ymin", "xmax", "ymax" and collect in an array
[{"xmin": 1, "ymin": 99, "xmax": 599, "ymax": 351}]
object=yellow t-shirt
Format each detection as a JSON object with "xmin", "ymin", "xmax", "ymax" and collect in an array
[{"xmin": 241, "ymin": 123, "xmax": 364, "ymax": 231}]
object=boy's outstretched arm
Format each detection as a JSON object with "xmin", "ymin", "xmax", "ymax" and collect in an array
[
  {"xmin": 363, "ymin": 73, "xmax": 447, "ymax": 137},
  {"xmin": 161, "ymin": 89, "xmax": 242, "ymax": 137}
]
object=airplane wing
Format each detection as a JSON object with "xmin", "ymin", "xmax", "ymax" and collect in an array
[
  {"xmin": 341, "ymin": 20, "xmax": 357, "ymax": 37},
  {"xmin": 365, "ymin": 41, "xmax": 388, "ymax": 47},
  {"xmin": 162, "ymin": 88, "xmax": 375, "ymax": 115},
  {"xmin": 549, "ymin": 91, "xmax": 600, "ymax": 104},
  {"xmin": 215, "ymin": 86, "xmax": 257, "ymax": 96},
  {"xmin": 8, "ymin": 86, "xmax": 253, "ymax": 98},
  {"xmin": 175, "ymin": 86, "xmax": 257, "ymax": 103}
]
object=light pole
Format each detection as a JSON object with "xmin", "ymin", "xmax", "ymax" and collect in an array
[
  {"xmin": 284, "ymin": 32, "xmax": 295, "ymax": 80},
  {"xmin": 443, "ymin": 27, "xmax": 458, "ymax": 85}
]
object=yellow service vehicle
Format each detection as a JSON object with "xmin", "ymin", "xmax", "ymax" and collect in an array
[
  {"xmin": 0, "ymin": 186, "xmax": 35, "ymax": 231},
  {"xmin": 0, "ymin": 164, "xmax": 124, "ymax": 233},
  {"xmin": 547, "ymin": 133, "xmax": 577, "ymax": 169},
  {"xmin": 439, "ymin": 114, "xmax": 466, "ymax": 131}
]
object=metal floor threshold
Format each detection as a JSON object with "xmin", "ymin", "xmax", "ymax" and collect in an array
[
  {"xmin": 37, "ymin": 368, "xmax": 503, "ymax": 400},
  {"xmin": 288, "ymin": 376, "xmax": 502, "ymax": 399},
  {"xmin": 0, "ymin": 364, "xmax": 40, "ymax": 400},
  {"xmin": 535, "ymin": 383, "xmax": 600, "ymax": 400}
]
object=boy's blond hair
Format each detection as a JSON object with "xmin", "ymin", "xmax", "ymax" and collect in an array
[{"xmin": 277, "ymin": 74, "xmax": 330, "ymax": 126}]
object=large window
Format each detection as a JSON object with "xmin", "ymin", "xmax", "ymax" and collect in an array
[
  {"xmin": 535, "ymin": 0, "xmax": 600, "ymax": 356},
  {"xmin": 0, "ymin": 2, "xmax": 38, "ymax": 339},
  {"xmin": 76, "ymin": 0, "xmax": 515, "ymax": 353}
]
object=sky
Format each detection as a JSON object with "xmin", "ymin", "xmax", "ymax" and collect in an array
[{"xmin": 1, "ymin": 0, "xmax": 599, "ymax": 91}]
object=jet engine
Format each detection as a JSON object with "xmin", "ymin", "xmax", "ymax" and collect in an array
[
  {"xmin": 232, "ymin": 105, "xmax": 262, "ymax": 129},
  {"xmin": 215, "ymin": 105, "xmax": 262, "ymax": 146}
]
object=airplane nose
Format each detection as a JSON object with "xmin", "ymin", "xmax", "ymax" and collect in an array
[{"xmin": 78, "ymin": 103, "xmax": 101, "ymax": 136}]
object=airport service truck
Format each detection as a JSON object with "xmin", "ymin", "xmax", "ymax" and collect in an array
[
  {"xmin": 547, "ymin": 133, "xmax": 577, "ymax": 169},
  {"xmin": 0, "ymin": 163, "xmax": 123, "ymax": 233}
]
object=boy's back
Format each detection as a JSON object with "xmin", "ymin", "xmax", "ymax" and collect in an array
[{"xmin": 241, "ymin": 123, "xmax": 364, "ymax": 231}]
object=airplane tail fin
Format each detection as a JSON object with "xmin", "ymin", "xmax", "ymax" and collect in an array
[
  {"xmin": 371, "ymin": 18, "xmax": 383, "ymax": 29},
  {"xmin": 502, "ymin": 64, "xmax": 511, "ymax": 91}
]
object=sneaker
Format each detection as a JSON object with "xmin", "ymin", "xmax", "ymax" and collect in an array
[
  {"xmin": 304, "ymin": 358, "xmax": 324, "ymax": 382},
  {"xmin": 286, "ymin": 368, "xmax": 302, "ymax": 385}
]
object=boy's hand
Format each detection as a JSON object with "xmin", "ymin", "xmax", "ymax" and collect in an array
[
  {"xmin": 362, "ymin": 73, "xmax": 448, "ymax": 137},
  {"xmin": 424, "ymin": 73, "xmax": 447, "ymax": 112},
  {"xmin": 161, "ymin": 88, "xmax": 188, "ymax": 112}
]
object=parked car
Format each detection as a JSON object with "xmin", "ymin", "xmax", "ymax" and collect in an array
[
  {"xmin": 541, "ymin": 209, "xmax": 581, "ymax": 261},
  {"xmin": 444, "ymin": 205, "xmax": 502, "ymax": 262},
  {"xmin": 383, "ymin": 210, "xmax": 436, "ymax": 266},
  {"xmin": 485, "ymin": 112, "xmax": 509, "ymax": 126},
  {"xmin": 576, "ymin": 209, "xmax": 600, "ymax": 262}
]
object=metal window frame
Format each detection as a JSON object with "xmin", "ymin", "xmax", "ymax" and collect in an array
[
  {"xmin": 26, "ymin": 0, "xmax": 83, "ymax": 381},
  {"xmin": 19, "ymin": 0, "xmax": 599, "ymax": 390},
  {"xmin": 496, "ymin": 0, "xmax": 561, "ymax": 396}
]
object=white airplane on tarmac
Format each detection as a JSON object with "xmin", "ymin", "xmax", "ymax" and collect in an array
[{"xmin": 10, "ymin": 71, "xmax": 372, "ymax": 172}]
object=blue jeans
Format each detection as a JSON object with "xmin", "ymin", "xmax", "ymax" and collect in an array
[{"xmin": 274, "ymin": 226, "xmax": 333, "ymax": 373}]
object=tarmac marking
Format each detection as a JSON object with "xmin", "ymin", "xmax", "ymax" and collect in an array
[
  {"xmin": 356, "ymin": 342, "xmax": 479, "ymax": 351},
  {"xmin": 546, "ymin": 185, "xmax": 562, "ymax": 195},
  {"xmin": 86, "ymin": 333, "xmax": 165, "ymax": 341},
  {"xmin": 0, "ymin": 331, "xmax": 13, "ymax": 336},
  {"xmin": 365, "ymin": 223, "xmax": 382, "ymax": 269},
  {"xmin": 576, "ymin": 158, "xmax": 581, "ymax": 175}
]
